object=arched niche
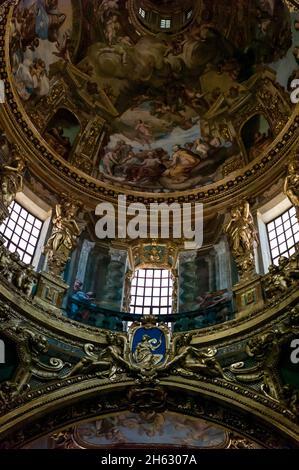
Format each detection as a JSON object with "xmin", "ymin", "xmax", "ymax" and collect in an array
[
  {"xmin": 241, "ymin": 114, "xmax": 272, "ymax": 162},
  {"xmin": 44, "ymin": 108, "xmax": 81, "ymax": 160}
]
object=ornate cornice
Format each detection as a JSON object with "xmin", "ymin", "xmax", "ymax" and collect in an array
[{"xmin": 0, "ymin": 273, "xmax": 298, "ymax": 348}]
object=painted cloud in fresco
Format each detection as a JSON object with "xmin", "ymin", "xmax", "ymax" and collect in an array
[
  {"xmin": 10, "ymin": 0, "xmax": 72, "ymax": 101},
  {"xmin": 74, "ymin": 411, "xmax": 228, "ymax": 448}
]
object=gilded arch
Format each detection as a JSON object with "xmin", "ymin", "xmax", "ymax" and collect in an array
[{"xmin": 0, "ymin": 378, "xmax": 298, "ymax": 449}]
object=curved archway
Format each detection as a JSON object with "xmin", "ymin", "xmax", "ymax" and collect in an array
[
  {"xmin": 0, "ymin": 377, "xmax": 298, "ymax": 449},
  {"xmin": 22, "ymin": 410, "xmax": 255, "ymax": 449}
]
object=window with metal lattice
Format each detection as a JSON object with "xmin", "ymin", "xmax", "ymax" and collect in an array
[
  {"xmin": 130, "ymin": 268, "xmax": 173, "ymax": 315},
  {"xmin": 0, "ymin": 201, "xmax": 43, "ymax": 265},
  {"xmin": 266, "ymin": 206, "xmax": 299, "ymax": 265}
]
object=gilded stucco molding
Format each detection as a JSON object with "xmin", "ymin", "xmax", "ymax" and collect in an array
[
  {"xmin": 0, "ymin": 280, "xmax": 299, "ymax": 446},
  {"xmin": 0, "ymin": 268, "xmax": 298, "ymax": 348},
  {"xmin": 0, "ymin": 376, "xmax": 298, "ymax": 448},
  {"xmin": 0, "ymin": 0, "xmax": 298, "ymax": 449}
]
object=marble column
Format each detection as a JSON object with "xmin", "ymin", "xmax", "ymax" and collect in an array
[
  {"xmin": 178, "ymin": 251, "xmax": 198, "ymax": 312},
  {"xmin": 214, "ymin": 238, "xmax": 232, "ymax": 290},
  {"xmin": 100, "ymin": 248, "xmax": 127, "ymax": 311},
  {"xmin": 75, "ymin": 239, "xmax": 95, "ymax": 286}
]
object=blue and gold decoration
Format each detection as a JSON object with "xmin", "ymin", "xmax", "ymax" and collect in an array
[{"xmin": 132, "ymin": 327, "xmax": 166, "ymax": 367}]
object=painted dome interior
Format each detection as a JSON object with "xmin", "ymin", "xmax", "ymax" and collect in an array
[
  {"xmin": 8, "ymin": 0, "xmax": 298, "ymax": 193},
  {"xmin": 0, "ymin": 0, "xmax": 299, "ymax": 451}
]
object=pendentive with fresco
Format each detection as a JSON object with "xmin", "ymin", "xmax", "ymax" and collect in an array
[{"xmin": 0, "ymin": 0, "xmax": 299, "ymax": 450}]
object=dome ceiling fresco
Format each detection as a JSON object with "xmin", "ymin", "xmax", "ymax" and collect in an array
[{"xmin": 7, "ymin": 0, "xmax": 299, "ymax": 193}]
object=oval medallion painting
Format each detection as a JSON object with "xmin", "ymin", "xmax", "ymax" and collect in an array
[{"xmin": 131, "ymin": 327, "xmax": 167, "ymax": 367}]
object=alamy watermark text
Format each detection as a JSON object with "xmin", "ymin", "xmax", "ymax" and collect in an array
[
  {"xmin": 95, "ymin": 196, "xmax": 203, "ymax": 249},
  {"xmin": 0, "ymin": 339, "xmax": 5, "ymax": 364},
  {"xmin": 290, "ymin": 339, "xmax": 299, "ymax": 364}
]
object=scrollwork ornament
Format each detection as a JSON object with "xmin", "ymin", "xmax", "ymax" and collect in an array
[
  {"xmin": 0, "ymin": 323, "xmax": 71, "ymax": 411},
  {"xmin": 65, "ymin": 326, "xmax": 228, "ymax": 383},
  {"xmin": 234, "ymin": 316, "xmax": 299, "ymax": 405},
  {"xmin": 227, "ymin": 434, "xmax": 257, "ymax": 449}
]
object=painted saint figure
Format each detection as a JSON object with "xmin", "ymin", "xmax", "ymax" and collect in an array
[
  {"xmin": 135, "ymin": 120, "xmax": 153, "ymax": 147},
  {"xmin": 36, "ymin": 0, "xmax": 66, "ymax": 42},
  {"xmin": 133, "ymin": 334, "xmax": 163, "ymax": 367},
  {"xmin": 163, "ymin": 145, "xmax": 201, "ymax": 182}
]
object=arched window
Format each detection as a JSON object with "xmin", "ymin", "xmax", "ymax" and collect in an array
[{"xmin": 130, "ymin": 268, "xmax": 173, "ymax": 315}]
